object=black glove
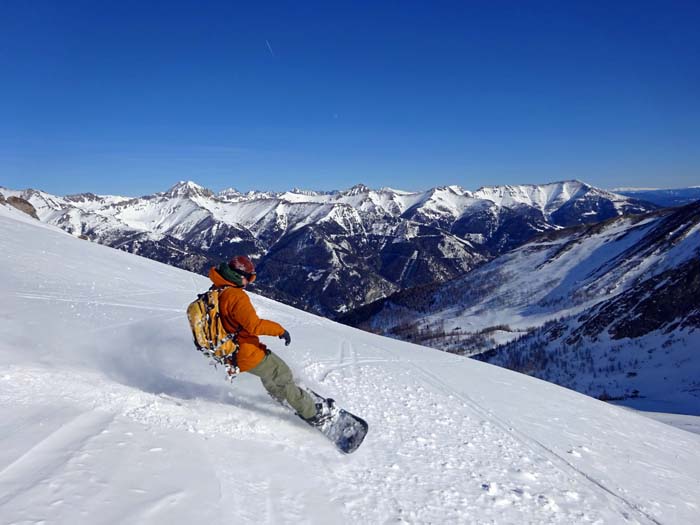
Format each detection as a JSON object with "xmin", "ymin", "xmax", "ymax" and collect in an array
[{"xmin": 279, "ymin": 330, "xmax": 291, "ymax": 346}]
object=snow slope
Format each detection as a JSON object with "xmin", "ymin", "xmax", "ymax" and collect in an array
[{"xmin": 1, "ymin": 204, "xmax": 699, "ymax": 524}]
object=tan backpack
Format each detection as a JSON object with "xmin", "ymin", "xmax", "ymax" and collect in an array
[{"xmin": 186, "ymin": 287, "xmax": 240, "ymax": 376}]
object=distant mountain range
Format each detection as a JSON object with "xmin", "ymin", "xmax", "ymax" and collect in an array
[
  {"xmin": 342, "ymin": 201, "xmax": 700, "ymax": 412},
  {"xmin": 612, "ymin": 186, "xmax": 700, "ymax": 207},
  {"xmin": 1, "ymin": 180, "xmax": 657, "ymax": 317}
]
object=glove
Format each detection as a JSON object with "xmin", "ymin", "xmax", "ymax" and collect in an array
[{"xmin": 279, "ymin": 330, "xmax": 291, "ymax": 346}]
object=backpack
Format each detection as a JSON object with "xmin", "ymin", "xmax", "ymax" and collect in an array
[{"xmin": 186, "ymin": 287, "xmax": 240, "ymax": 376}]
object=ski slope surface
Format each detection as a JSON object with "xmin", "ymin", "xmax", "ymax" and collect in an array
[{"xmin": 1, "ymin": 204, "xmax": 699, "ymax": 525}]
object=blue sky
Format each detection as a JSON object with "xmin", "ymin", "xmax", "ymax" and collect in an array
[{"xmin": 1, "ymin": 1, "xmax": 699, "ymax": 196}]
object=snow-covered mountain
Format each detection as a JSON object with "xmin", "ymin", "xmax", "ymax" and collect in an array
[
  {"xmin": 344, "ymin": 202, "xmax": 700, "ymax": 415},
  {"xmin": 0, "ymin": 180, "xmax": 655, "ymax": 317},
  {"xmin": 2, "ymin": 188, "xmax": 699, "ymax": 524}
]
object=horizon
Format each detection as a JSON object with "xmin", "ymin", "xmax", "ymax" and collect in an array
[
  {"xmin": 5, "ymin": 177, "xmax": 700, "ymax": 199},
  {"xmin": 2, "ymin": 2, "xmax": 699, "ymax": 195}
]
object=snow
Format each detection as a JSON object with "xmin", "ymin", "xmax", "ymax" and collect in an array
[
  {"xmin": 626, "ymin": 410, "xmax": 700, "ymax": 436},
  {"xmin": 1, "ymin": 205, "xmax": 700, "ymax": 524},
  {"xmin": 422, "ymin": 215, "xmax": 667, "ymax": 333},
  {"xmin": 472, "ymin": 181, "xmax": 586, "ymax": 212}
]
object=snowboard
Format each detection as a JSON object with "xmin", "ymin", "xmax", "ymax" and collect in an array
[{"xmin": 304, "ymin": 393, "xmax": 368, "ymax": 454}]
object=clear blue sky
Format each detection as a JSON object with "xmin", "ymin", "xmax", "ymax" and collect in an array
[{"xmin": 1, "ymin": 0, "xmax": 699, "ymax": 196}]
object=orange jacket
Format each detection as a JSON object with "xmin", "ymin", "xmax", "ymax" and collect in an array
[{"xmin": 208, "ymin": 267, "xmax": 286, "ymax": 372}]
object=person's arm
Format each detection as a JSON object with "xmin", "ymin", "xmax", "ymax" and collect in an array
[{"xmin": 236, "ymin": 292, "xmax": 286, "ymax": 337}]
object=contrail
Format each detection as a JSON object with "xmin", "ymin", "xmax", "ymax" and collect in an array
[{"xmin": 266, "ymin": 39, "xmax": 275, "ymax": 58}]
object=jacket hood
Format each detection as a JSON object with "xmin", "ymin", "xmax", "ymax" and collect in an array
[{"xmin": 209, "ymin": 266, "xmax": 244, "ymax": 288}]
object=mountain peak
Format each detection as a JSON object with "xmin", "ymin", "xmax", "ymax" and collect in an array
[
  {"xmin": 475, "ymin": 179, "xmax": 588, "ymax": 193},
  {"xmin": 470, "ymin": 179, "xmax": 598, "ymax": 208},
  {"xmin": 217, "ymin": 187, "xmax": 242, "ymax": 200},
  {"xmin": 433, "ymin": 185, "xmax": 468, "ymax": 195},
  {"xmin": 65, "ymin": 192, "xmax": 103, "ymax": 203},
  {"xmin": 165, "ymin": 181, "xmax": 213, "ymax": 198},
  {"xmin": 345, "ymin": 184, "xmax": 371, "ymax": 196},
  {"xmin": 291, "ymin": 188, "xmax": 326, "ymax": 196}
]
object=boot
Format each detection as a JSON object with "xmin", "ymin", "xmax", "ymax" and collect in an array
[{"xmin": 305, "ymin": 397, "xmax": 338, "ymax": 427}]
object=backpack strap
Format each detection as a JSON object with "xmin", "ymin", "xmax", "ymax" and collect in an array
[{"xmin": 210, "ymin": 285, "xmax": 244, "ymax": 339}]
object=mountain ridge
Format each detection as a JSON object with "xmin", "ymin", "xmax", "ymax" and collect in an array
[{"xmin": 0, "ymin": 180, "xmax": 657, "ymax": 316}]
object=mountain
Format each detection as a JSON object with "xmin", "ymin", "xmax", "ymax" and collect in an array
[
  {"xmin": 2, "ymin": 196, "xmax": 699, "ymax": 524},
  {"xmin": 0, "ymin": 180, "xmax": 656, "ymax": 317},
  {"xmin": 612, "ymin": 186, "xmax": 700, "ymax": 207},
  {"xmin": 342, "ymin": 202, "xmax": 700, "ymax": 414}
]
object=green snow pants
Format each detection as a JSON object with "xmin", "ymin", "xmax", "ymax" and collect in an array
[{"xmin": 249, "ymin": 351, "xmax": 317, "ymax": 420}]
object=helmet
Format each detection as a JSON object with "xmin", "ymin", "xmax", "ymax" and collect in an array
[{"xmin": 228, "ymin": 255, "xmax": 256, "ymax": 283}]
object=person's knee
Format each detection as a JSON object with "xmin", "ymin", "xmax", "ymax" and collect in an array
[{"xmin": 275, "ymin": 363, "xmax": 293, "ymax": 387}]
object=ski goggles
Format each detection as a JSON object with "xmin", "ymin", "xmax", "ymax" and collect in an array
[{"xmin": 241, "ymin": 271, "xmax": 256, "ymax": 283}]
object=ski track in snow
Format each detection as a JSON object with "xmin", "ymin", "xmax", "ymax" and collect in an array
[
  {"xmin": 407, "ymin": 364, "xmax": 661, "ymax": 525},
  {"xmin": 1, "ymin": 205, "xmax": 699, "ymax": 524}
]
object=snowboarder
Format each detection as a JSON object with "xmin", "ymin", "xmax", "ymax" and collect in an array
[{"xmin": 207, "ymin": 256, "xmax": 334, "ymax": 426}]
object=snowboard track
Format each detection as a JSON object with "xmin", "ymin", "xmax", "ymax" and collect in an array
[{"xmin": 410, "ymin": 362, "xmax": 664, "ymax": 525}]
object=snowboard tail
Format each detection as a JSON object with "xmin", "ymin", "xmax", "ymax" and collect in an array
[
  {"xmin": 322, "ymin": 408, "xmax": 368, "ymax": 454},
  {"xmin": 304, "ymin": 392, "xmax": 368, "ymax": 454}
]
